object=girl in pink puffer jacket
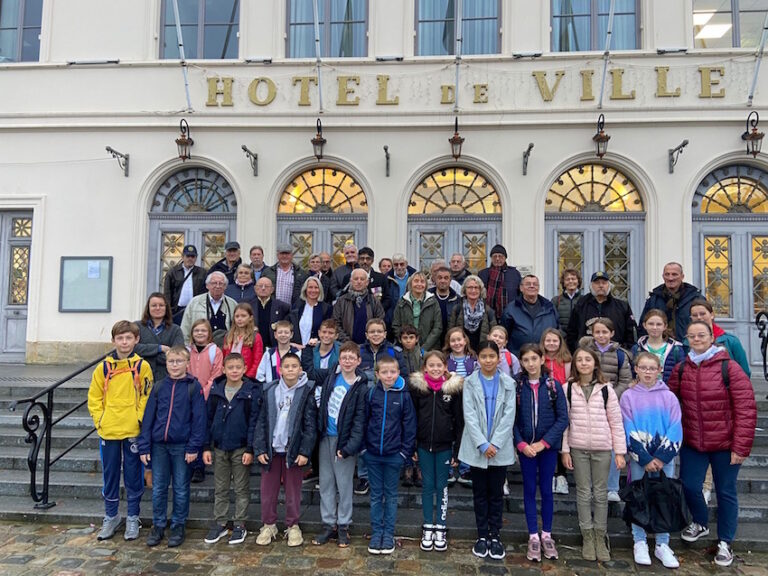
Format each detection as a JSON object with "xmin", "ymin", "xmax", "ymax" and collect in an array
[{"xmin": 561, "ymin": 347, "xmax": 627, "ymax": 563}]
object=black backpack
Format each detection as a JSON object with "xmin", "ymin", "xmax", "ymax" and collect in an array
[
  {"xmin": 676, "ymin": 358, "xmax": 729, "ymax": 389},
  {"xmin": 516, "ymin": 377, "xmax": 558, "ymax": 410},
  {"xmin": 566, "ymin": 381, "xmax": 610, "ymax": 410}
]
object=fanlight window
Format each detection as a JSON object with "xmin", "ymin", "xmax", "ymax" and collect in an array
[
  {"xmin": 278, "ymin": 168, "xmax": 367, "ymax": 214},
  {"xmin": 694, "ymin": 165, "xmax": 768, "ymax": 214},
  {"xmin": 151, "ymin": 167, "xmax": 237, "ymax": 213},
  {"xmin": 546, "ymin": 164, "xmax": 644, "ymax": 212},
  {"xmin": 409, "ymin": 168, "xmax": 501, "ymax": 215}
]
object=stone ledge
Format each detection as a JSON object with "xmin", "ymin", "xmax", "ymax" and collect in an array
[{"xmin": 25, "ymin": 342, "xmax": 112, "ymax": 364}]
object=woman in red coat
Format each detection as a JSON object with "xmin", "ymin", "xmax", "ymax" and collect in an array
[{"xmin": 668, "ymin": 320, "xmax": 756, "ymax": 567}]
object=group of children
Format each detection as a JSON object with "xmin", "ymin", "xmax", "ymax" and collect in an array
[{"xmin": 88, "ymin": 306, "xmax": 687, "ymax": 570}]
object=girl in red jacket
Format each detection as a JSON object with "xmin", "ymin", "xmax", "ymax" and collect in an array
[
  {"xmin": 668, "ymin": 320, "xmax": 756, "ymax": 568},
  {"xmin": 223, "ymin": 303, "xmax": 264, "ymax": 379},
  {"xmin": 540, "ymin": 328, "xmax": 572, "ymax": 495}
]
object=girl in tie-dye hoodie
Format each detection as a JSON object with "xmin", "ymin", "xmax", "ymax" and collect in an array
[{"xmin": 619, "ymin": 351, "xmax": 683, "ymax": 569}]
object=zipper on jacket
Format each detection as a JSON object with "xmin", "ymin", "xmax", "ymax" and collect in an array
[
  {"xmin": 380, "ymin": 388, "xmax": 388, "ymax": 454},
  {"xmin": 164, "ymin": 379, "xmax": 177, "ymax": 442},
  {"xmin": 429, "ymin": 391, "xmax": 436, "ymax": 452}
]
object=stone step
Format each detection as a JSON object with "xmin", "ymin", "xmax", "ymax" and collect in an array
[{"xmin": 0, "ymin": 413, "xmax": 94, "ymax": 429}]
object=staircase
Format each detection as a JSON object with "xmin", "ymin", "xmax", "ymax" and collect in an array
[{"xmin": 2, "ymin": 367, "xmax": 768, "ymax": 550}]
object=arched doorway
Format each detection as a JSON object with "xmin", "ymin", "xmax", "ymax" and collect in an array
[
  {"xmin": 545, "ymin": 163, "xmax": 646, "ymax": 315},
  {"xmin": 692, "ymin": 163, "xmax": 768, "ymax": 367},
  {"xmin": 147, "ymin": 166, "xmax": 237, "ymax": 295},
  {"xmin": 276, "ymin": 167, "xmax": 368, "ymax": 268},
  {"xmin": 407, "ymin": 166, "xmax": 502, "ymax": 273}
]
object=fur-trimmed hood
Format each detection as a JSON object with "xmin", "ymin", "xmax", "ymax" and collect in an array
[{"xmin": 409, "ymin": 371, "xmax": 464, "ymax": 396}]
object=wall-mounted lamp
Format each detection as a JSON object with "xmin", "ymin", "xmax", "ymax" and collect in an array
[
  {"xmin": 383, "ymin": 145, "xmax": 390, "ymax": 177},
  {"xmin": 241, "ymin": 145, "xmax": 258, "ymax": 177},
  {"xmin": 742, "ymin": 111, "xmax": 765, "ymax": 158},
  {"xmin": 105, "ymin": 146, "xmax": 129, "ymax": 177},
  {"xmin": 593, "ymin": 114, "xmax": 611, "ymax": 159},
  {"xmin": 448, "ymin": 117, "xmax": 465, "ymax": 161},
  {"xmin": 175, "ymin": 119, "xmax": 194, "ymax": 161},
  {"xmin": 522, "ymin": 143, "xmax": 534, "ymax": 176},
  {"xmin": 668, "ymin": 139, "xmax": 689, "ymax": 173},
  {"xmin": 311, "ymin": 119, "xmax": 326, "ymax": 161}
]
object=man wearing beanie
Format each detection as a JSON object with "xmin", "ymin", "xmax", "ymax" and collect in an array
[{"xmin": 478, "ymin": 244, "xmax": 522, "ymax": 321}]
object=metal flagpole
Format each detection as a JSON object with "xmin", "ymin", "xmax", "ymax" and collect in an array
[
  {"xmin": 454, "ymin": 0, "xmax": 463, "ymax": 113},
  {"xmin": 748, "ymin": 11, "xmax": 768, "ymax": 107},
  {"xmin": 171, "ymin": 0, "xmax": 193, "ymax": 111},
  {"xmin": 313, "ymin": 0, "xmax": 324, "ymax": 113},
  {"xmin": 597, "ymin": 0, "xmax": 616, "ymax": 110}
]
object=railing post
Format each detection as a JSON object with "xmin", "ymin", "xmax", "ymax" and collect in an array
[
  {"xmin": 35, "ymin": 390, "xmax": 56, "ymax": 509},
  {"xmin": 757, "ymin": 311, "xmax": 768, "ymax": 391}
]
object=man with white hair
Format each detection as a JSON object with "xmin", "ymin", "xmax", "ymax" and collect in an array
[
  {"xmin": 566, "ymin": 271, "xmax": 637, "ymax": 351},
  {"xmin": 449, "ymin": 252, "xmax": 471, "ymax": 285},
  {"xmin": 180, "ymin": 271, "xmax": 238, "ymax": 346},
  {"xmin": 332, "ymin": 269, "xmax": 385, "ymax": 344},
  {"xmin": 329, "ymin": 243, "xmax": 359, "ymax": 301}
]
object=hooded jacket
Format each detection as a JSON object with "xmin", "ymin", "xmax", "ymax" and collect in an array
[
  {"xmin": 566, "ymin": 291, "xmax": 637, "ymax": 352},
  {"xmin": 87, "ymin": 352, "xmax": 153, "ymax": 440},
  {"xmin": 630, "ymin": 336, "xmax": 685, "ymax": 384},
  {"xmin": 409, "ymin": 372, "xmax": 464, "ymax": 457},
  {"xmin": 682, "ymin": 323, "xmax": 752, "ymax": 377},
  {"xmin": 224, "ymin": 280, "xmax": 258, "ymax": 308},
  {"xmin": 512, "ymin": 373, "xmax": 569, "ymax": 452},
  {"xmin": 363, "ymin": 375, "xmax": 417, "ymax": 459},
  {"xmin": 253, "ymin": 372, "xmax": 317, "ymax": 469},
  {"xmin": 579, "ymin": 336, "xmax": 633, "ymax": 398},
  {"xmin": 203, "ymin": 375, "xmax": 262, "ymax": 453},
  {"xmin": 561, "ymin": 379, "xmax": 627, "ymax": 455},
  {"xmin": 667, "ymin": 348, "xmax": 756, "ymax": 457},
  {"xmin": 137, "ymin": 374, "xmax": 206, "ymax": 455},
  {"xmin": 300, "ymin": 341, "xmax": 340, "ymax": 384},
  {"xmin": 638, "ymin": 282, "xmax": 702, "ymax": 342},
  {"xmin": 619, "ymin": 380, "xmax": 682, "ymax": 467},
  {"xmin": 317, "ymin": 368, "xmax": 368, "ymax": 457},
  {"xmin": 392, "ymin": 291, "xmax": 444, "ymax": 351},
  {"xmin": 501, "ymin": 294, "xmax": 560, "ymax": 356}
]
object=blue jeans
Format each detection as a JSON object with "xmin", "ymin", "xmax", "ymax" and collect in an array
[
  {"xmin": 418, "ymin": 448, "xmax": 451, "ymax": 525},
  {"xmin": 680, "ymin": 446, "xmax": 741, "ymax": 543},
  {"xmin": 365, "ymin": 452, "xmax": 403, "ymax": 542},
  {"xmin": 100, "ymin": 437, "xmax": 143, "ymax": 518},
  {"xmin": 607, "ymin": 449, "xmax": 620, "ymax": 492},
  {"xmin": 519, "ymin": 448, "xmax": 557, "ymax": 534},
  {"xmin": 629, "ymin": 459, "xmax": 674, "ymax": 545},
  {"xmin": 151, "ymin": 442, "xmax": 191, "ymax": 529}
]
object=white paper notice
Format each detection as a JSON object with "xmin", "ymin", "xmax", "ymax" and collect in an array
[{"xmin": 87, "ymin": 261, "xmax": 100, "ymax": 279}]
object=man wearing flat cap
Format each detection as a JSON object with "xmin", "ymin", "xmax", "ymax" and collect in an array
[
  {"xmin": 566, "ymin": 271, "xmax": 637, "ymax": 351},
  {"xmin": 164, "ymin": 244, "xmax": 207, "ymax": 324},
  {"xmin": 262, "ymin": 243, "xmax": 307, "ymax": 307},
  {"xmin": 207, "ymin": 240, "xmax": 243, "ymax": 285},
  {"xmin": 478, "ymin": 244, "xmax": 522, "ymax": 321}
]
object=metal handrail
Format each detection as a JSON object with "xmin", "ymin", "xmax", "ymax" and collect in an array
[
  {"xmin": 8, "ymin": 352, "xmax": 109, "ymax": 509},
  {"xmin": 757, "ymin": 312, "xmax": 768, "ymax": 390}
]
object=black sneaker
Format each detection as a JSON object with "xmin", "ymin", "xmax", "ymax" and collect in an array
[
  {"xmin": 167, "ymin": 525, "xmax": 185, "ymax": 548},
  {"xmin": 337, "ymin": 525, "xmax": 351, "ymax": 548},
  {"xmin": 681, "ymin": 522, "xmax": 710, "ymax": 542},
  {"xmin": 413, "ymin": 468, "xmax": 423, "ymax": 488},
  {"xmin": 204, "ymin": 523, "xmax": 228, "ymax": 544},
  {"xmin": 146, "ymin": 526, "xmax": 164, "ymax": 547},
  {"xmin": 402, "ymin": 467, "xmax": 414, "ymax": 487},
  {"xmin": 488, "ymin": 537, "xmax": 506, "ymax": 560},
  {"xmin": 228, "ymin": 524, "xmax": 247, "ymax": 545},
  {"xmin": 472, "ymin": 537, "xmax": 489, "ymax": 558},
  {"xmin": 380, "ymin": 536, "xmax": 395, "ymax": 554},
  {"xmin": 312, "ymin": 525, "xmax": 338, "ymax": 545},
  {"xmin": 354, "ymin": 478, "xmax": 369, "ymax": 495},
  {"xmin": 190, "ymin": 468, "xmax": 205, "ymax": 483}
]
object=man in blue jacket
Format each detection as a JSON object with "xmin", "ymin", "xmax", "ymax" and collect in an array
[
  {"xmin": 138, "ymin": 347, "xmax": 206, "ymax": 548},
  {"xmin": 638, "ymin": 262, "xmax": 702, "ymax": 342},
  {"xmin": 502, "ymin": 275, "xmax": 560, "ymax": 356}
]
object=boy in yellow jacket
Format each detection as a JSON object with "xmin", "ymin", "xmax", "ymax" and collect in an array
[{"xmin": 88, "ymin": 320, "xmax": 153, "ymax": 541}]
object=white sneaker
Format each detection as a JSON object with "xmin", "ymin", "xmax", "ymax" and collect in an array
[
  {"xmin": 703, "ymin": 489, "xmax": 712, "ymax": 504},
  {"xmin": 607, "ymin": 490, "xmax": 621, "ymax": 502},
  {"xmin": 714, "ymin": 540, "xmax": 733, "ymax": 567},
  {"xmin": 655, "ymin": 543, "xmax": 680, "ymax": 569},
  {"xmin": 555, "ymin": 475, "xmax": 569, "ymax": 495},
  {"xmin": 503, "ymin": 479, "xmax": 510, "ymax": 496},
  {"xmin": 633, "ymin": 541, "xmax": 651, "ymax": 566}
]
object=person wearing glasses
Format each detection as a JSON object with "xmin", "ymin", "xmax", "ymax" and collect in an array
[{"xmin": 180, "ymin": 271, "xmax": 238, "ymax": 348}]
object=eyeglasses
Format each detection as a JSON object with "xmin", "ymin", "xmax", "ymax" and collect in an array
[{"xmin": 636, "ymin": 366, "xmax": 659, "ymax": 372}]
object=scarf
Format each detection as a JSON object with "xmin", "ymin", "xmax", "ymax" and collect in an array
[
  {"xmin": 486, "ymin": 265, "xmax": 507, "ymax": 318},
  {"xmin": 688, "ymin": 345, "xmax": 721, "ymax": 365},
  {"xmin": 348, "ymin": 288, "xmax": 367, "ymax": 307},
  {"xmin": 463, "ymin": 298, "xmax": 485, "ymax": 332},
  {"xmin": 663, "ymin": 287, "xmax": 682, "ymax": 337},
  {"xmin": 424, "ymin": 373, "xmax": 445, "ymax": 392}
]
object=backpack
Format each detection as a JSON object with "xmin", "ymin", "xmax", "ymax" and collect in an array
[
  {"xmin": 516, "ymin": 376, "xmax": 558, "ymax": 410},
  {"xmin": 676, "ymin": 358, "xmax": 729, "ymax": 389},
  {"xmin": 101, "ymin": 357, "xmax": 148, "ymax": 408},
  {"xmin": 566, "ymin": 381, "xmax": 610, "ymax": 411},
  {"xmin": 151, "ymin": 376, "xmax": 199, "ymax": 402}
]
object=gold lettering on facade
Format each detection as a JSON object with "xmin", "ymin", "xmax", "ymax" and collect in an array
[
  {"xmin": 292, "ymin": 76, "xmax": 318, "ymax": 106},
  {"xmin": 247, "ymin": 77, "xmax": 277, "ymax": 106},
  {"xmin": 610, "ymin": 68, "xmax": 636, "ymax": 100},
  {"xmin": 337, "ymin": 75, "xmax": 361, "ymax": 106},
  {"xmin": 655, "ymin": 66, "xmax": 681, "ymax": 97},
  {"xmin": 580, "ymin": 69, "xmax": 595, "ymax": 101},
  {"xmin": 376, "ymin": 75, "xmax": 399, "ymax": 105},
  {"xmin": 698, "ymin": 66, "xmax": 725, "ymax": 98},
  {"xmin": 473, "ymin": 84, "xmax": 489, "ymax": 104},
  {"xmin": 441, "ymin": 85, "xmax": 455, "ymax": 105},
  {"xmin": 532, "ymin": 71, "xmax": 565, "ymax": 102},
  {"xmin": 206, "ymin": 77, "xmax": 234, "ymax": 107}
]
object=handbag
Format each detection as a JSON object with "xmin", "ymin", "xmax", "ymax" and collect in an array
[{"xmin": 620, "ymin": 469, "xmax": 691, "ymax": 534}]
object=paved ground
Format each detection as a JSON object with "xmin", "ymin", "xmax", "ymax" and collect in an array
[{"xmin": 0, "ymin": 521, "xmax": 767, "ymax": 576}]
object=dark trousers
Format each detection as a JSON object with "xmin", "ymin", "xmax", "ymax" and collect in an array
[
  {"xmin": 260, "ymin": 453, "xmax": 304, "ymax": 526},
  {"xmin": 365, "ymin": 452, "xmax": 403, "ymax": 541},
  {"xmin": 100, "ymin": 437, "xmax": 143, "ymax": 518},
  {"xmin": 151, "ymin": 442, "xmax": 190, "ymax": 529},
  {"xmin": 470, "ymin": 465, "xmax": 507, "ymax": 538},
  {"xmin": 519, "ymin": 448, "xmax": 557, "ymax": 534}
]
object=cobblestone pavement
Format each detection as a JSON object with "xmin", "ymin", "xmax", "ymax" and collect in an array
[{"xmin": 0, "ymin": 521, "xmax": 767, "ymax": 576}]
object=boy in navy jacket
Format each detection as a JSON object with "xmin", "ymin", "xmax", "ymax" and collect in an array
[
  {"xmin": 139, "ymin": 346, "xmax": 206, "ymax": 548},
  {"xmin": 363, "ymin": 354, "xmax": 417, "ymax": 555},
  {"xmin": 202, "ymin": 353, "xmax": 262, "ymax": 545}
]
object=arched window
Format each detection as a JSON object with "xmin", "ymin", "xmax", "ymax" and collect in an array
[
  {"xmin": 276, "ymin": 167, "xmax": 368, "ymax": 268},
  {"xmin": 545, "ymin": 163, "xmax": 645, "ymax": 313},
  {"xmin": 407, "ymin": 167, "xmax": 502, "ymax": 273},
  {"xmin": 148, "ymin": 167, "xmax": 237, "ymax": 294}
]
